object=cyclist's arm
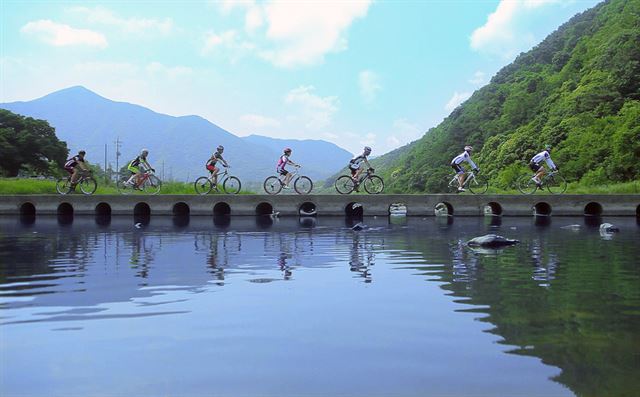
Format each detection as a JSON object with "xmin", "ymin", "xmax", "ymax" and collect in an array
[
  {"xmin": 219, "ymin": 155, "xmax": 229, "ymax": 167},
  {"xmin": 545, "ymin": 157, "xmax": 556, "ymax": 170},
  {"xmin": 466, "ymin": 157, "xmax": 478, "ymax": 170},
  {"xmin": 364, "ymin": 158, "xmax": 372, "ymax": 169}
]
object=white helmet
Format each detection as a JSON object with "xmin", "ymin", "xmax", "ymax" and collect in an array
[
  {"xmin": 141, "ymin": 148, "xmax": 149, "ymax": 155},
  {"xmin": 464, "ymin": 145, "xmax": 473, "ymax": 152}
]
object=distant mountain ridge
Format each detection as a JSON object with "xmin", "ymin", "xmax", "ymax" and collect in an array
[{"xmin": 0, "ymin": 86, "xmax": 352, "ymax": 183}]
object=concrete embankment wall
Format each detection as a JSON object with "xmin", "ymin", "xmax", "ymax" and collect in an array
[{"xmin": 1, "ymin": 194, "xmax": 639, "ymax": 217}]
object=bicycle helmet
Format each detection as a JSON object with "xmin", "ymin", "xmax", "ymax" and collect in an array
[
  {"xmin": 464, "ymin": 145, "xmax": 473, "ymax": 152},
  {"xmin": 78, "ymin": 150, "xmax": 86, "ymax": 156},
  {"xmin": 141, "ymin": 148, "xmax": 149, "ymax": 155},
  {"xmin": 217, "ymin": 145, "xmax": 224, "ymax": 152},
  {"xmin": 364, "ymin": 146, "xmax": 372, "ymax": 154},
  {"xmin": 284, "ymin": 147, "xmax": 292, "ymax": 154},
  {"xmin": 544, "ymin": 144, "xmax": 551, "ymax": 151}
]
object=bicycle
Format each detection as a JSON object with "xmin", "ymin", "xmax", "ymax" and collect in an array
[
  {"xmin": 117, "ymin": 169, "xmax": 162, "ymax": 195},
  {"xmin": 56, "ymin": 170, "xmax": 97, "ymax": 195},
  {"xmin": 517, "ymin": 169, "xmax": 567, "ymax": 194},
  {"xmin": 264, "ymin": 166, "xmax": 313, "ymax": 195},
  {"xmin": 335, "ymin": 168, "xmax": 384, "ymax": 194},
  {"xmin": 194, "ymin": 167, "xmax": 241, "ymax": 195},
  {"xmin": 445, "ymin": 169, "xmax": 488, "ymax": 194}
]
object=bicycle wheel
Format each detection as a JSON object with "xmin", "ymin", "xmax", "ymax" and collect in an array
[
  {"xmin": 364, "ymin": 175, "xmax": 384, "ymax": 194},
  {"xmin": 194, "ymin": 176, "xmax": 213, "ymax": 195},
  {"xmin": 546, "ymin": 173, "xmax": 567, "ymax": 194},
  {"xmin": 143, "ymin": 175, "xmax": 162, "ymax": 195},
  {"xmin": 445, "ymin": 175, "xmax": 459, "ymax": 193},
  {"xmin": 335, "ymin": 175, "xmax": 355, "ymax": 194},
  {"xmin": 294, "ymin": 176, "xmax": 313, "ymax": 194},
  {"xmin": 264, "ymin": 176, "xmax": 282, "ymax": 195},
  {"xmin": 223, "ymin": 176, "xmax": 242, "ymax": 194},
  {"xmin": 117, "ymin": 179, "xmax": 133, "ymax": 195},
  {"xmin": 468, "ymin": 174, "xmax": 489, "ymax": 194},
  {"xmin": 56, "ymin": 177, "xmax": 72, "ymax": 195},
  {"xmin": 517, "ymin": 174, "xmax": 538, "ymax": 195},
  {"xmin": 79, "ymin": 177, "xmax": 98, "ymax": 195}
]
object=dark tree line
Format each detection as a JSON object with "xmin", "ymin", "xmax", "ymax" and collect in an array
[{"xmin": 0, "ymin": 109, "xmax": 68, "ymax": 177}]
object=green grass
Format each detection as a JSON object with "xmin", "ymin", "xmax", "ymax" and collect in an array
[
  {"xmin": 1, "ymin": 177, "xmax": 637, "ymax": 195},
  {"xmin": 0, "ymin": 178, "xmax": 256, "ymax": 195}
]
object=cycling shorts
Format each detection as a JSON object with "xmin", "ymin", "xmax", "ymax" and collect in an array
[
  {"xmin": 128, "ymin": 164, "xmax": 140, "ymax": 174},
  {"xmin": 451, "ymin": 164, "xmax": 464, "ymax": 174},
  {"xmin": 529, "ymin": 162, "xmax": 541, "ymax": 172},
  {"xmin": 350, "ymin": 168, "xmax": 359, "ymax": 176},
  {"xmin": 207, "ymin": 164, "xmax": 218, "ymax": 173},
  {"xmin": 64, "ymin": 166, "xmax": 74, "ymax": 174},
  {"xmin": 278, "ymin": 168, "xmax": 288, "ymax": 176}
]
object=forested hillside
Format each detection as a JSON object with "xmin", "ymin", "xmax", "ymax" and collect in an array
[{"xmin": 375, "ymin": 0, "xmax": 640, "ymax": 193}]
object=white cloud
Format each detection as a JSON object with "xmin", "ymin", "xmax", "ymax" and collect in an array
[
  {"xmin": 468, "ymin": 71, "xmax": 487, "ymax": 86},
  {"xmin": 445, "ymin": 91, "xmax": 471, "ymax": 112},
  {"xmin": 201, "ymin": 30, "xmax": 255, "ymax": 60},
  {"xmin": 70, "ymin": 6, "xmax": 173, "ymax": 36},
  {"xmin": 385, "ymin": 118, "xmax": 423, "ymax": 150},
  {"xmin": 285, "ymin": 85, "xmax": 339, "ymax": 130},
  {"xmin": 208, "ymin": 0, "xmax": 372, "ymax": 67},
  {"xmin": 469, "ymin": 0, "xmax": 565, "ymax": 59},
  {"xmin": 20, "ymin": 20, "xmax": 107, "ymax": 48},
  {"xmin": 359, "ymin": 70, "xmax": 381, "ymax": 103},
  {"xmin": 240, "ymin": 113, "xmax": 281, "ymax": 129},
  {"xmin": 146, "ymin": 62, "xmax": 193, "ymax": 80},
  {"xmin": 260, "ymin": 0, "xmax": 372, "ymax": 67}
]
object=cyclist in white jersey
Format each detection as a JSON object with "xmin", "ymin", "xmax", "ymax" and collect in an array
[
  {"xmin": 450, "ymin": 145, "xmax": 478, "ymax": 192},
  {"xmin": 529, "ymin": 145, "xmax": 557, "ymax": 186},
  {"xmin": 276, "ymin": 147, "xmax": 300, "ymax": 188},
  {"xmin": 349, "ymin": 146, "xmax": 373, "ymax": 182}
]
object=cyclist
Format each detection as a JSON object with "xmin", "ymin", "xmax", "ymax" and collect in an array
[
  {"xmin": 349, "ymin": 146, "xmax": 373, "ymax": 182},
  {"xmin": 529, "ymin": 145, "xmax": 557, "ymax": 186},
  {"xmin": 451, "ymin": 145, "xmax": 479, "ymax": 192},
  {"xmin": 276, "ymin": 148, "xmax": 300, "ymax": 188},
  {"xmin": 127, "ymin": 149, "xmax": 155, "ymax": 188},
  {"xmin": 64, "ymin": 150, "xmax": 89, "ymax": 190},
  {"xmin": 206, "ymin": 145, "xmax": 229, "ymax": 187}
]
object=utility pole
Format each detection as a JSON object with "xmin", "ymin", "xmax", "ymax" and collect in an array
[
  {"xmin": 104, "ymin": 143, "xmax": 108, "ymax": 184},
  {"xmin": 162, "ymin": 160, "xmax": 165, "ymax": 181},
  {"xmin": 114, "ymin": 137, "xmax": 122, "ymax": 178}
]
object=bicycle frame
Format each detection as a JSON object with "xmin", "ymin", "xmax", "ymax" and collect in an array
[{"xmin": 449, "ymin": 170, "xmax": 477, "ymax": 188}]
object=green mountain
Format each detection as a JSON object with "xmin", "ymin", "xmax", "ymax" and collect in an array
[{"xmin": 374, "ymin": 0, "xmax": 640, "ymax": 193}]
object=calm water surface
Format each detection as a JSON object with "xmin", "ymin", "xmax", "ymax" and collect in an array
[{"xmin": 1, "ymin": 215, "xmax": 639, "ymax": 397}]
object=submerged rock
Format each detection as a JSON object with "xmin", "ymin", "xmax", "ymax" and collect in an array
[
  {"xmin": 599, "ymin": 223, "xmax": 619, "ymax": 233},
  {"xmin": 467, "ymin": 234, "xmax": 520, "ymax": 248}
]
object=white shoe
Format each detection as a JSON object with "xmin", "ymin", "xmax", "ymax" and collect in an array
[
  {"xmin": 282, "ymin": 185, "xmax": 290, "ymax": 189},
  {"xmin": 457, "ymin": 187, "xmax": 465, "ymax": 192}
]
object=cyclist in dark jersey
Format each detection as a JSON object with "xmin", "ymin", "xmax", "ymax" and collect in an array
[
  {"xmin": 349, "ymin": 146, "xmax": 372, "ymax": 182},
  {"xmin": 206, "ymin": 145, "xmax": 229, "ymax": 187},
  {"xmin": 64, "ymin": 150, "xmax": 89, "ymax": 189}
]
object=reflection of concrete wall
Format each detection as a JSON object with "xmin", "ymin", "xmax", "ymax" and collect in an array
[{"xmin": 1, "ymin": 194, "xmax": 639, "ymax": 216}]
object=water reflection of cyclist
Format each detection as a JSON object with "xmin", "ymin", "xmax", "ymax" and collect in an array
[
  {"xmin": 278, "ymin": 252, "xmax": 292, "ymax": 280},
  {"xmin": 349, "ymin": 233, "xmax": 373, "ymax": 283}
]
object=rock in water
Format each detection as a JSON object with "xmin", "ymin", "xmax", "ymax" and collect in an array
[
  {"xmin": 599, "ymin": 223, "xmax": 619, "ymax": 233},
  {"xmin": 467, "ymin": 234, "xmax": 519, "ymax": 248}
]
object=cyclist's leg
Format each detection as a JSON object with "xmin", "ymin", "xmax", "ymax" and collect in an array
[
  {"xmin": 211, "ymin": 165, "xmax": 220, "ymax": 186},
  {"xmin": 452, "ymin": 164, "xmax": 464, "ymax": 187},
  {"xmin": 70, "ymin": 168, "xmax": 81, "ymax": 187}
]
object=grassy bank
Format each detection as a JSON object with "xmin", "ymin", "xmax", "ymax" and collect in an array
[
  {"xmin": 0, "ymin": 178, "xmax": 255, "ymax": 195},
  {"xmin": 1, "ymin": 177, "xmax": 638, "ymax": 195}
]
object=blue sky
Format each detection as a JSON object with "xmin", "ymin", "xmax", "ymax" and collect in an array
[{"xmin": 1, "ymin": 0, "xmax": 600, "ymax": 154}]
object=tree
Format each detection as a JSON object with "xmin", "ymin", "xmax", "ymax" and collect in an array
[{"xmin": 0, "ymin": 109, "xmax": 68, "ymax": 177}]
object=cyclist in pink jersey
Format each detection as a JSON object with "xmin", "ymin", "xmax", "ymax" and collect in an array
[{"xmin": 276, "ymin": 148, "xmax": 300, "ymax": 188}]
